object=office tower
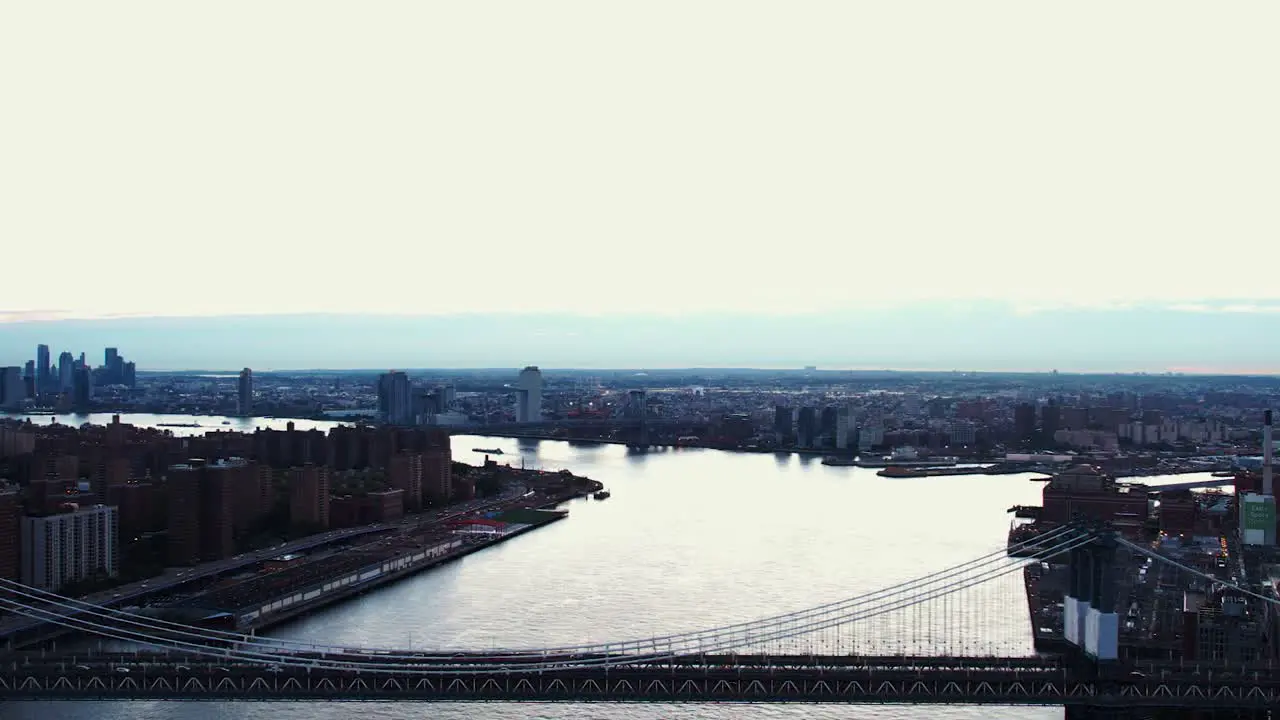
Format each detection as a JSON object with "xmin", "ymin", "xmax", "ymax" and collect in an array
[
  {"xmin": 237, "ymin": 368, "xmax": 253, "ymax": 416},
  {"xmin": 377, "ymin": 371, "xmax": 413, "ymax": 425},
  {"xmin": 289, "ymin": 464, "xmax": 331, "ymax": 530},
  {"xmin": 0, "ymin": 488, "xmax": 19, "ymax": 580},
  {"xmin": 72, "ymin": 366, "xmax": 93, "ymax": 408},
  {"xmin": 36, "ymin": 344, "xmax": 50, "ymax": 395},
  {"xmin": 122, "ymin": 361, "xmax": 137, "ymax": 388},
  {"xmin": 103, "ymin": 347, "xmax": 125, "ymax": 385},
  {"xmin": 835, "ymin": 407, "xmax": 851, "ymax": 449},
  {"xmin": 797, "ymin": 407, "xmax": 818, "ymax": 448},
  {"xmin": 58, "ymin": 351, "xmax": 75, "ymax": 392},
  {"xmin": 773, "ymin": 405, "xmax": 794, "ymax": 438},
  {"xmin": 0, "ymin": 367, "xmax": 23, "ymax": 408},
  {"xmin": 21, "ymin": 504, "xmax": 119, "ymax": 591},
  {"xmin": 22, "ymin": 360, "xmax": 35, "ymax": 397},
  {"xmin": 516, "ymin": 366, "xmax": 543, "ymax": 423}
]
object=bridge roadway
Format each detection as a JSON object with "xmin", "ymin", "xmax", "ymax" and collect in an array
[{"xmin": 4, "ymin": 652, "xmax": 1280, "ymax": 708}]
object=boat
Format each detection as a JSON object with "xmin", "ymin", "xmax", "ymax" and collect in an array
[
  {"xmin": 821, "ymin": 456, "xmax": 859, "ymax": 466},
  {"xmin": 593, "ymin": 490, "xmax": 611, "ymax": 500},
  {"xmin": 877, "ymin": 466, "xmax": 979, "ymax": 478},
  {"xmin": 221, "ymin": 420, "xmax": 231, "ymax": 425},
  {"xmin": 852, "ymin": 447, "xmax": 959, "ymax": 468},
  {"xmin": 472, "ymin": 448, "xmax": 504, "ymax": 455},
  {"xmin": 157, "ymin": 422, "xmax": 201, "ymax": 428}
]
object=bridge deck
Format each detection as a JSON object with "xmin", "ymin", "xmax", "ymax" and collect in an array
[{"xmin": 3, "ymin": 654, "xmax": 1278, "ymax": 707}]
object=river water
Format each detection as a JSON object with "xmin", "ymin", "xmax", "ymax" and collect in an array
[
  {"xmin": 1, "ymin": 418, "xmax": 1085, "ymax": 718},
  {"xmin": 1, "ymin": 411, "xmax": 347, "ymax": 437}
]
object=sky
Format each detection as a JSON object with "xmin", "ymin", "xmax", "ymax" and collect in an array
[{"xmin": 2, "ymin": 3, "xmax": 1277, "ymax": 370}]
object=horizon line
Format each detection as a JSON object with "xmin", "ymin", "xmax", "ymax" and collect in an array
[{"xmin": 131, "ymin": 366, "xmax": 1280, "ymax": 378}]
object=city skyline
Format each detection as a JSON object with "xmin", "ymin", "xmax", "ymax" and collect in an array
[{"xmin": 5, "ymin": 302, "xmax": 1280, "ymax": 374}]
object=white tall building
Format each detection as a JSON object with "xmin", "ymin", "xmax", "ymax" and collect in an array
[
  {"xmin": 516, "ymin": 366, "xmax": 543, "ymax": 423},
  {"xmin": 21, "ymin": 504, "xmax": 119, "ymax": 591}
]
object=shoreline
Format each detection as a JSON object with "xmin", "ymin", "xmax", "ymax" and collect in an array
[
  {"xmin": 7, "ymin": 476, "xmax": 602, "ymax": 649},
  {"xmin": 242, "ymin": 478, "xmax": 602, "ymax": 634}
]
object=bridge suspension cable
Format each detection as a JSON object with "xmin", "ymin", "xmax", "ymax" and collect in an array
[
  {"xmin": 0, "ymin": 524, "xmax": 1084, "ymax": 662},
  {"xmin": 0, "ymin": 525, "xmax": 1087, "ymax": 660},
  {"xmin": 0, "ymin": 531, "xmax": 1096, "ymax": 676},
  {"xmin": 0, "ymin": 536, "xmax": 1076, "ymax": 676},
  {"xmin": 0, "ymin": 530, "xmax": 1095, "ymax": 674}
]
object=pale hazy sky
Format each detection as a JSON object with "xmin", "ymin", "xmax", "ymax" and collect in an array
[{"xmin": 2, "ymin": 2, "xmax": 1277, "ymax": 322}]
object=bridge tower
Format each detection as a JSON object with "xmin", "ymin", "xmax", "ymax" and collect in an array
[{"xmin": 1064, "ymin": 531, "xmax": 1120, "ymax": 662}]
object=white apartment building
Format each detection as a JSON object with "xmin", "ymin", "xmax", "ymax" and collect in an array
[{"xmin": 21, "ymin": 504, "xmax": 118, "ymax": 591}]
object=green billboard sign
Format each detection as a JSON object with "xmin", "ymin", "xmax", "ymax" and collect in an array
[
  {"xmin": 1244, "ymin": 499, "xmax": 1275, "ymax": 530},
  {"xmin": 1242, "ymin": 496, "xmax": 1276, "ymax": 546}
]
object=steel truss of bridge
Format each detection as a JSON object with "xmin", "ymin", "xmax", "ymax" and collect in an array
[{"xmin": 4, "ymin": 658, "xmax": 1280, "ymax": 708}]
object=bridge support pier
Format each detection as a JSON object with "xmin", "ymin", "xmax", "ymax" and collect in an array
[
  {"xmin": 1064, "ymin": 535, "xmax": 1119, "ymax": 662},
  {"xmin": 1064, "ymin": 545, "xmax": 1091, "ymax": 647},
  {"xmin": 1082, "ymin": 536, "xmax": 1119, "ymax": 661}
]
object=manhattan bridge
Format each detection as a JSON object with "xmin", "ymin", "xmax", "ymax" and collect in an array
[{"xmin": 1, "ymin": 524, "xmax": 1279, "ymax": 718}]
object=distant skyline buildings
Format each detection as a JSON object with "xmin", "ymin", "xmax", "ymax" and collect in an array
[
  {"xmin": 0, "ymin": 343, "xmax": 141, "ymax": 410},
  {"xmin": 515, "ymin": 366, "xmax": 543, "ymax": 423},
  {"xmin": 237, "ymin": 368, "xmax": 253, "ymax": 417},
  {"xmin": 5, "ymin": 306, "xmax": 1280, "ymax": 375},
  {"xmin": 36, "ymin": 344, "xmax": 50, "ymax": 395},
  {"xmin": 377, "ymin": 371, "xmax": 413, "ymax": 425}
]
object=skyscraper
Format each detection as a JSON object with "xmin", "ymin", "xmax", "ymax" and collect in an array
[
  {"xmin": 378, "ymin": 371, "xmax": 413, "ymax": 425},
  {"xmin": 104, "ymin": 347, "xmax": 125, "ymax": 385},
  {"xmin": 516, "ymin": 366, "xmax": 543, "ymax": 423},
  {"xmin": 238, "ymin": 368, "xmax": 253, "ymax": 416},
  {"xmin": 36, "ymin": 344, "xmax": 50, "ymax": 395},
  {"xmin": 58, "ymin": 351, "xmax": 75, "ymax": 392},
  {"xmin": 22, "ymin": 360, "xmax": 35, "ymax": 392},
  {"xmin": 72, "ymin": 366, "xmax": 93, "ymax": 408},
  {"xmin": 835, "ymin": 406, "xmax": 851, "ymax": 449},
  {"xmin": 0, "ymin": 367, "xmax": 23, "ymax": 409},
  {"xmin": 797, "ymin": 406, "xmax": 818, "ymax": 448}
]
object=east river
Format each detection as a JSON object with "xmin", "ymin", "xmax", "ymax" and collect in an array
[{"xmin": 0, "ymin": 412, "xmax": 1214, "ymax": 719}]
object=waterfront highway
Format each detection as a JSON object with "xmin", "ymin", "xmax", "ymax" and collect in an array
[{"xmin": 0, "ymin": 482, "xmax": 536, "ymax": 641}]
